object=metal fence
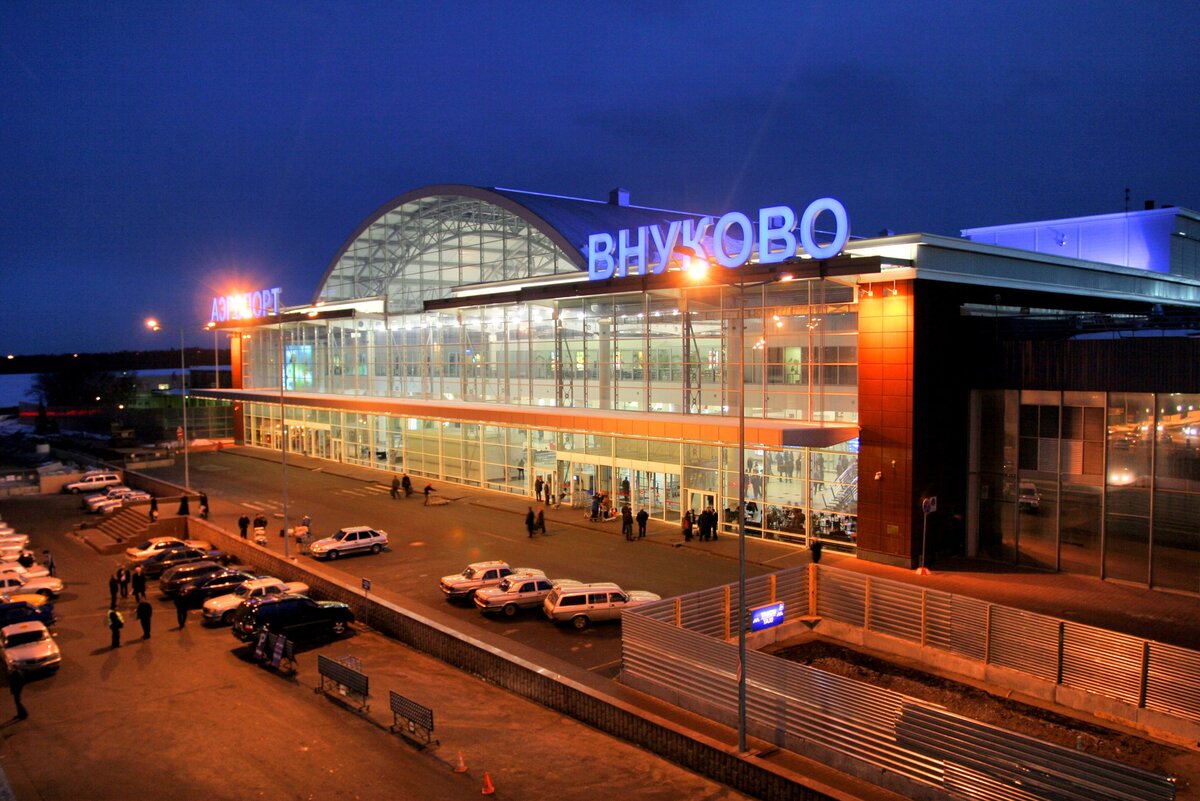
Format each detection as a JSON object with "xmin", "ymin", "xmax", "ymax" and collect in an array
[{"xmin": 622, "ymin": 564, "xmax": 1186, "ymax": 801}]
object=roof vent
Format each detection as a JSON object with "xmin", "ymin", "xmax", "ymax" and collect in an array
[{"xmin": 609, "ymin": 187, "xmax": 630, "ymax": 207}]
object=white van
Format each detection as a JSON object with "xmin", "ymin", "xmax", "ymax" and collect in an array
[
  {"xmin": 63, "ymin": 472, "xmax": 122, "ymax": 493},
  {"xmin": 542, "ymin": 582, "xmax": 661, "ymax": 629}
]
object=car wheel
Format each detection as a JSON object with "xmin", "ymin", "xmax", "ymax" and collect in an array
[
  {"xmin": 331, "ymin": 620, "xmax": 347, "ymax": 636},
  {"xmin": 222, "ymin": 610, "xmax": 236, "ymax": 624},
  {"xmin": 572, "ymin": 615, "xmax": 590, "ymax": 630},
  {"xmin": 328, "ymin": 550, "xmax": 340, "ymax": 560},
  {"xmin": 370, "ymin": 543, "xmax": 382, "ymax": 554},
  {"xmin": 503, "ymin": 603, "xmax": 518, "ymax": 617}
]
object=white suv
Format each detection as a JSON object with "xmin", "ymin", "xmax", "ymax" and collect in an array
[
  {"xmin": 202, "ymin": 577, "xmax": 310, "ymax": 624},
  {"xmin": 307, "ymin": 526, "xmax": 389, "ymax": 560}
]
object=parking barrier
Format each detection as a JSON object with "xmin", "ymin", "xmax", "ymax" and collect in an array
[
  {"xmin": 388, "ymin": 690, "xmax": 437, "ymax": 746},
  {"xmin": 316, "ymin": 653, "xmax": 369, "ymax": 713}
]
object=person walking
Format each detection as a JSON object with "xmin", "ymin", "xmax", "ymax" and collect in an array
[
  {"xmin": 423, "ymin": 483, "xmax": 435, "ymax": 506},
  {"xmin": 41, "ymin": 549, "xmax": 56, "ymax": 577},
  {"xmin": 390, "ymin": 476, "xmax": 400, "ymax": 499},
  {"xmin": 199, "ymin": 492, "xmax": 210, "ymax": 520},
  {"xmin": 116, "ymin": 566, "xmax": 130, "ymax": 599},
  {"xmin": 131, "ymin": 566, "xmax": 146, "ymax": 603},
  {"xmin": 108, "ymin": 574, "xmax": 119, "ymax": 608},
  {"xmin": 148, "ymin": 496, "xmax": 159, "ymax": 522},
  {"xmin": 535, "ymin": 507, "xmax": 546, "ymax": 536},
  {"xmin": 682, "ymin": 510, "xmax": 694, "ymax": 542},
  {"xmin": 136, "ymin": 599, "xmax": 153, "ymax": 639},
  {"xmin": 534, "ymin": 475, "xmax": 544, "ymax": 503},
  {"xmin": 8, "ymin": 668, "xmax": 27, "ymax": 720},
  {"xmin": 401, "ymin": 473, "xmax": 412, "ymax": 498},
  {"xmin": 525, "ymin": 507, "xmax": 536, "ymax": 538},
  {"xmin": 107, "ymin": 606, "xmax": 124, "ymax": 648},
  {"xmin": 238, "ymin": 513, "xmax": 250, "ymax": 539},
  {"xmin": 174, "ymin": 594, "xmax": 189, "ymax": 629},
  {"xmin": 636, "ymin": 508, "xmax": 648, "ymax": 539},
  {"xmin": 621, "ymin": 505, "xmax": 634, "ymax": 541}
]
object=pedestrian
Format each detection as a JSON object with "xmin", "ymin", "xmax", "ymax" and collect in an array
[
  {"xmin": 136, "ymin": 599, "xmax": 153, "ymax": 639},
  {"xmin": 131, "ymin": 566, "xmax": 146, "ymax": 602},
  {"xmin": 525, "ymin": 507, "xmax": 536, "ymax": 538},
  {"xmin": 41, "ymin": 549, "xmax": 56, "ymax": 577},
  {"xmin": 199, "ymin": 492, "xmax": 210, "ymax": 520},
  {"xmin": 622, "ymin": 505, "xmax": 634, "ymax": 541},
  {"xmin": 516, "ymin": 456, "xmax": 525, "ymax": 479},
  {"xmin": 116, "ymin": 566, "xmax": 130, "ymax": 599},
  {"xmin": 149, "ymin": 496, "xmax": 159, "ymax": 522},
  {"xmin": 590, "ymin": 494, "xmax": 601, "ymax": 522},
  {"xmin": 810, "ymin": 535, "xmax": 824, "ymax": 564},
  {"xmin": 636, "ymin": 508, "xmax": 648, "ymax": 538},
  {"xmin": 545, "ymin": 474, "xmax": 555, "ymax": 507},
  {"xmin": 536, "ymin": 507, "xmax": 546, "ymax": 535},
  {"xmin": 174, "ymin": 594, "xmax": 188, "ymax": 629},
  {"xmin": 401, "ymin": 473, "xmax": 413, "ymax": 498},
  {"xmin": 682, "ymin": 510, "xmax": 694, "ymax": 542},
  {"xmin": 108, "ymin": 573, "xmax": 119, "ymax": 608},
  {"xmin": 238, "ymin": 513, "xmax": 250, "ymax": 539},
  {"xmin": 107, "ymin": 606, "xmax": 124, "ymax": 648},
  {"xmin": 391, "ymin": 476, "xmax": 400, "ymax": 499},
  {"xmin": 709, "ymin": 507, "xmax": 719, "ymax": 541},
  {"xmin": 9, "ymin": 668, "xmax": 27, "ymax": 720},
  {"xmin": 17, "ymin": 550, "xmax": 34, "ymax": 569},
  {"xmin": 534, "ymin": 475, "xmax": 544, "ymax": 502},
  {"xmin": 423, "ymin": 483, "xmax": 435, "ymax": 506}
]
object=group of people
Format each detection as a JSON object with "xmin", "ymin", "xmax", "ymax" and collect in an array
[
  {"xmin": 621, "ymin": 506, "xmax": 649, "ymax": 541},
  {"xmin": 105, "ymin": 564, "xmax": 154, "ymax": 647},
  {"xmin": 523, "ymin": 507, "xmax": 546, "ymax": 537},
  {"xmin": 533, "ymin": 474, "xmax": 561, "ymax": 507},
  {"xmin": 236, "ymin": 513, "xmax": 270, "ymax": 539},
  {"xmin": 390, "ymin": 474, "xmax": 438, "ymax": 505},
  {"xmin": 681, "ymin": 508, "xmax": 720, "ymax": 542}
]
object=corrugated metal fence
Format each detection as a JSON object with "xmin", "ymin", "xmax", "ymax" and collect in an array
[{"xmin": 622, "ymin": 564, "xmax": 1183, "ymax": 801}]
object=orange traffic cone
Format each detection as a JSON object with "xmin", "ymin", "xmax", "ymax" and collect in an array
[
  {"xmin": 481, "ymin": 772, "xmax": 495, "ymax": 795},
  {"xmin": 454, "ymin": 751, "xmax": 468, "ymax": 773}
]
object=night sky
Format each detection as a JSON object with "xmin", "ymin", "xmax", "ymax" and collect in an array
[{"xmin": 2, "ymin": 1, "xmax": 1197, "ymax": 355}]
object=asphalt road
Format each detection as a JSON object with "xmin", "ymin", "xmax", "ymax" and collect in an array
[
  {"xmin": 163, "ymin": 450, "xmax": 774, "ymax": 678},
  {"xmin": 0, "ymin": 492, "xmax": 754, "ymax": 801}
]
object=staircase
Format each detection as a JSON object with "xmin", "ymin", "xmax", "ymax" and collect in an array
[{"xmin": 98, "ymin": 507, "xmax": 150, "ymax": 543}]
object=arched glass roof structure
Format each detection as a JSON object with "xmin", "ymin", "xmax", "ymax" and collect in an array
[{"xmin": 313, "ymin": 185, "xmax": 708, "ymax": 311}]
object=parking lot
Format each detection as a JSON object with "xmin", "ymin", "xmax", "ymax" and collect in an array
[{"xmin": 0, "ymin": 490, "xmax": 758, "ymax": 801}]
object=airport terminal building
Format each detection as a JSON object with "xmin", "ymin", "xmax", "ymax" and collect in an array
[{"xmin": 201, "ymin": 185, "xmax": 1200, "ymax": 593}]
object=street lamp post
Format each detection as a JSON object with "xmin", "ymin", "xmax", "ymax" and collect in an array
[{"xmin": 146, "ymin": 319, "xmax": 190, "ymax": 491}]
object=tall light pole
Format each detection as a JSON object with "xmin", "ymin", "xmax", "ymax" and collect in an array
[
  {"xmin": 146, "ymin": 318, "xmax": 190, "ymax": 491},
  {"xmin": 688, "ymin": 263, "xmax": 792, "ymax": 753},
  {"xmin": 279, "ymin": 305, "xmax": 290, "ymax": 559}
]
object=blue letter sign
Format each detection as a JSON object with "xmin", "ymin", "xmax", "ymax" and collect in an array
[
  {"xmin": 587, "ymin": 198, "xmax": 848, "ymax": 280},
  {"xmin": 749, "ymin": 601, "xmax": 786, "ymax": 632}
]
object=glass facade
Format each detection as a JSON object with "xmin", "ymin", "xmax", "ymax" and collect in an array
[{"xmin": 974, "ymin": 389, "xmax": 1200, "ymax": 591}]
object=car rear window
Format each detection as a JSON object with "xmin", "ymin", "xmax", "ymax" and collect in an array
[{"xmin": 558, "ymin": 594, "xmax": 585, "ymax": 607}]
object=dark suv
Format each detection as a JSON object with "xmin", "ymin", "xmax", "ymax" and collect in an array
[
  {"xmin": 141, "ymin": 547, "xmax": 211, "ymax": 579},
  {"xmin": 230, "ymin": 594, "xmax": 354, "ymax": 642},
  {"xmin": 159, "ymin": 561, "xmax": 227, "ymax": 596}
]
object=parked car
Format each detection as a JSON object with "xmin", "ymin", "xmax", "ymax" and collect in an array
[
  {"xmin": 83, "ymin": 485, "xmax": 131, "ymax": 511},
  {"xmin": 542, "ymin": 582, "xmax": 661, "ymax": 629},
  {"xmin": 1, "ymin": 621, "xmax": 61, "ymax": 674},
  {"xmin": 125, "ymin": 536, "xmax": 186, "ymax": 562},
  {"xmin": 89, "ymin": 488, "xmax": 152, "ymax": 514},
  {"xmin": 175, "ymin": 569, "xmax": 256, "ymax": 605},
  {"xmin": 230, "ymin": 594, "xmax": 354, "ymax": 642},
  {"xmin": 1018, "ymin": 480, "xmax": 1042, "ymax": 510},
  {"xmin": 0, "ymin": 561, "xmax": 50, "ymax": 580},
  {"xmin": 202, "ymin": 577, "xmax": 310, "ymax": 625},
  {"xmin": 0, "ymin": 594, "xmax": 55, "ymax": 628},
  {"xmin": 159, "ymin": 561, "xmax": 228, "ymax": 596},
  {"xmin": 0, "ymin": 532, "xmax": 30, "ymax": 549},
  {"xmin": 307, "ymin": 526, "xmax": 389, "ymax": 560},
  {"xmin": 474, "ymin": 575, "xmax": 581, "ymax": 617},
  {"xmin": 140, "ymin": 547, "xmax": 214, "ymax": 580},
  {"xmin": 0, "ymin": 573, "xmax": 63, "ymax": 599},
  {"xmin": 63, "ymin": 472, "xmax": 122, "ymax": 493},
  {"xmin": 440, "ymin": 561, "xmax": 543, "ymax": 600}
]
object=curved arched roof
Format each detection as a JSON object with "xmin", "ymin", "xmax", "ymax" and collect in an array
[{"xmin": 313, "ymin": 184, "xmax": 708, "ymax": 309}]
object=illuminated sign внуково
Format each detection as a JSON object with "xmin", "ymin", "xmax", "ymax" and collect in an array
[
  {"xmin": 210, "ymin": 287, "xmax": 283, "ymax": 323},
  {"xmin": 587, "ymin": 197, "xmax": 849, "ymax": 281}
]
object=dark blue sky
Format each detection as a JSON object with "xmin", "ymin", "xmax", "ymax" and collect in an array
[{"xmin": 2, "ymin": 1, "xmax": 1197, "ymax": 355}]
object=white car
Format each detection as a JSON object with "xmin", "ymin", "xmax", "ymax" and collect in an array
[
  {"xmin": 475, "ymin": 575, "xmax": 582, "ymax": 617},
  {"xmin": 92, "ymin": 490, "xmax": 151, "ymax": 515},
  {"xmin": 0, "ymin": 562, "xmax": 50, "ymax": 580},
  {"xmin": 440, "ymin": 561, "xmax": 544, "ymax": 600},
  {"xmin": 0, "ymin": 574, "xmax": 63, "ymax": 598},
  {"xmin": 1, "ymin": 621, "xmax": 61, "ymax": 674},
  {"xmin": 0, "ymin": 532, "xmax": 30, "ymax": 548},
  {"xmin": 83, "ymin": 485, "xmax": 131, "ymax": 510},
  {"xmin": 63, "ymin": 473, "xmax": 122, "ymax": 493},
  {"xmin": 125, "ymin": 536, "xmax": 186, "ymax": 562},
  {"xmin": 202, "ymin": 577, "xmax": 311, "ymax": 624},
  {"xmin": 307, "ymin": 526, "xmax": 389, "ymax": 560},
  {"xmin": 0, "ymin": 543, "xmax": 27, "ymax": 562}
]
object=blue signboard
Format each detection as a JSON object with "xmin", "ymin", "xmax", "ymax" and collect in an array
[{"xmin": 750, "ymin": 601, "xmax": 785, "ymax": 632}]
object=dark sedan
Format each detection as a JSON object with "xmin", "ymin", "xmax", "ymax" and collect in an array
[
  {"xmin": 159, "ymin": 561, "xmax": 228, "ymax": 596},
  {"xmin": 140, "ymin": 547, "xmax": 212, "ymax": 580},
  {"xmin": 175, "ymin": 570, "xmax": 257, "ymax": 606}
]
